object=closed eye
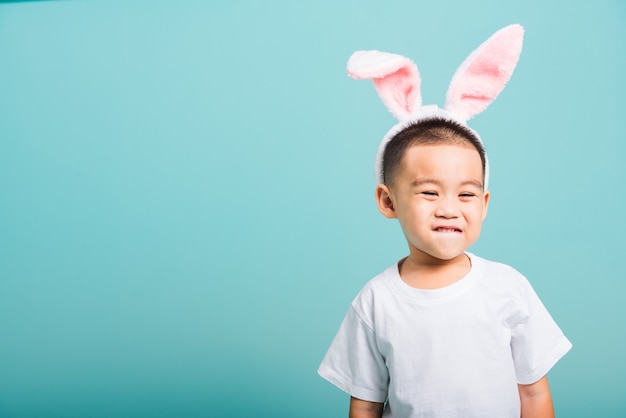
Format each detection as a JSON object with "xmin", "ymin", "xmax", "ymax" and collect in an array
[{"xmin": 459, "ymin": 193, "xmax": 478, "ymax": 201}]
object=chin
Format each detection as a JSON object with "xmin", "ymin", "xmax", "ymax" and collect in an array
[
  {"xmin": 436, "ymin": 253, "xmax": 467, "ymax": 261},
  {"xmin": 419, "ymin": 249, "xmax": 468, "ymax": 262}
]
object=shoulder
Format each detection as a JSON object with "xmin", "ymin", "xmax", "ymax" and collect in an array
[
  {"xmin": 470, "ymin": 253, "xmax": 548, "ymax": 314},
  {"xmin": 471, "ymin": 253, "xmax": 529, "ymax": 288},
  {"xmin": 472, "ymin": 253, "xmax": 522, "ymax": 276},
  {"xmin": 472, "ymin": 254, "xmax": 532, "ymax": 298},
  {"xmin": 349, "ymin": 263, "xmax": 399, "ymax": 328}
]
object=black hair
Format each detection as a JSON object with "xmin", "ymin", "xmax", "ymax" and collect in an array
[{"xmin": 381, "ymin": 118, "xmax": 487, "ymax": 186}]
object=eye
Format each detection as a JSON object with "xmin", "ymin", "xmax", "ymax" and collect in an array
[
  {"xmin": 459, "ymin": 192, "xmax": 476, "ymax": 200},
  {"xmin": 420, "ymin": 191, "xmax": 438, "ymax": 199}
]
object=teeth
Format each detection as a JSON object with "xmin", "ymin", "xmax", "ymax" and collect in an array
[{"xmin": 437, "ymin": 228, "xmax": 458, "ymax": 233}]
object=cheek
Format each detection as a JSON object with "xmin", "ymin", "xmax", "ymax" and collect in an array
[
  {"xmin": 396, "ymin": 202, "xmax": 428, "ymax": 226},
  {"xmin": 468, "ymin": 205, "xmax": 487, "ymax": 223},
  {"xmin": 401, "ymin": 201, "xmax": 430, "ymax": 220},
  {"xmin": 463, "ymin": 203, "xmax": 486, "ymax": 222}
]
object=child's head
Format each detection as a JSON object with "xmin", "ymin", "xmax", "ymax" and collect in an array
[{"xmin": 375, "ymin": 122, "xmax": 490, "ymax": 262}]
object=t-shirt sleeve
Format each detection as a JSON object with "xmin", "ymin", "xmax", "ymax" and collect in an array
[
  {"xmin": 318, "ymin": 305, "xmax": 389, "ymax": 403},
  {"xmin": 510, "ymin": 275, "xmax": 572, "ymax": 384}
]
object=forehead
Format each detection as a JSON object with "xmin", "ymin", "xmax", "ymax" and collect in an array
[{"xmin": 397, "ymin": 143, "xmax": 483, "ymax": 182}]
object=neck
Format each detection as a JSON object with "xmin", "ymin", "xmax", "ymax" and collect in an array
[{"xmin": 398, "ymin": 252, "xmax": 471, "ymax": 290}]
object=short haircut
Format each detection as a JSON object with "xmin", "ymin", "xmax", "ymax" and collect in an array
[{"xmin": 381, "ymin": 118, "xmax": 487, "ymax": 187}]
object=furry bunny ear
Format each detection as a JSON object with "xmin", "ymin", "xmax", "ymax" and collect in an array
[
  {"xmin": 347, "ymin": 50, "xmax": 422, "ymax": 121},
  {"xmin": 445, "ymin": 24, "xmax": 524, "ymax": 121}
]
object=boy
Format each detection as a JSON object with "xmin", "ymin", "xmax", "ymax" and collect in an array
[{"xmin": 318, "ymin": 25, "xmax": 571, "ymax": 417}]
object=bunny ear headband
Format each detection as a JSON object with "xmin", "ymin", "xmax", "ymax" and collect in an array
[{"xmin": 347, "ymin": 24, "xmax": 524, "ymax": 189}]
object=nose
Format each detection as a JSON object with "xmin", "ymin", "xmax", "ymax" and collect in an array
[{"xmin": 434, "ymin": 198, "xmax": 459, "ymax": 218}]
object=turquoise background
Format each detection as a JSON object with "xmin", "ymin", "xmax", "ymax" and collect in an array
[{"xmin": 0, "ymin": 0, "xmax": 624, "ymax": 416}]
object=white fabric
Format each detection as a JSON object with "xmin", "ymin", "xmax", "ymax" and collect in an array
[{"xmin": 318, "ymin": 253, "xmax": 571, "ymax": 417}]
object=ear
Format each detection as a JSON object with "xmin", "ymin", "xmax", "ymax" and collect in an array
[
  {"xmin": 376, "ymin": 184, "xmax": 397, "ymax": 219},
  {"xmin": 347, "ymin": 50, "xmax": 422, "ymax": 121},
  {"xmin": 482, "ymin": 190, "xmax": 490, "ymax": 221},
  {"xmin": 444, "ymin": 24, "xmax": 524, "ymax": 121}
]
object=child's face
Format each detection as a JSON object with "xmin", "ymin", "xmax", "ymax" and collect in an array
[{"xmin": 376, "ymin": 143, "xmax": 490, "ymax": 264}]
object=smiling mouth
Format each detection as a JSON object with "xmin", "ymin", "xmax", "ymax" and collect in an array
[{"xmin": 434, "ymin": 227, "xmax": 462, "ymax": 233}]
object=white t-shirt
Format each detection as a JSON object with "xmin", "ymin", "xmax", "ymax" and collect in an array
[{"xmin": 318, "ymin": 253, "xmax": 572, "ymax": 417}]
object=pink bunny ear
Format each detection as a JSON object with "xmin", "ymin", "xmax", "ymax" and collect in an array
[
  {"xmin": 445, "ymin": 24, "xmax": 524, "ymax": 121},
  {"xmin": 347, "ymin": 50, "xmax": 422, "ymax": 121}
]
